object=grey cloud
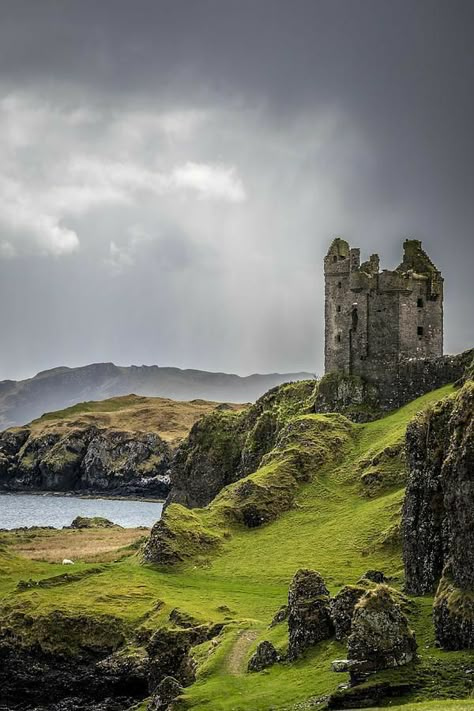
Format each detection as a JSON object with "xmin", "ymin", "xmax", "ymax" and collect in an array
[{"xmin": 0, "ymin": 0, "xmax": 472, "ymax": 381}]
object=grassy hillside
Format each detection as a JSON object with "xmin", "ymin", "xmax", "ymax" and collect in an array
[
  {"xmin": 1, "ymin": 383, "xmax": 473, "ymax": 710},
  {"xmin": 26, "ymin": 394, "xmax": 246, "ymax": 446}
]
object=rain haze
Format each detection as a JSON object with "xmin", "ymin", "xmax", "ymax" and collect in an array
[{"xmin": 0, "ymin": 0, "xmax": 473, "ymax": 382}]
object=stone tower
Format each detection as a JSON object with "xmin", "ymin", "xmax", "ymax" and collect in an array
[{"xmin": 324, "ymin": 238, "xmax": 443, "ymax": 386}]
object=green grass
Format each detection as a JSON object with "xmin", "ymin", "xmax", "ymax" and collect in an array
[{"xmin": 1, "ymin": 383, "xmax": 470, "ymax": 710}]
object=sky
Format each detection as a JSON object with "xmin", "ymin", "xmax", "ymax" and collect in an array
[{"xmin": 0, "ymin": 0, "xmax": 473, "ymax": 381}]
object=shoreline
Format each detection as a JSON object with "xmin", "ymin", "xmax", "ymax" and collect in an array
[{"xmin": 0, "ymin": 490, "xmax": 165, "ymax": 504}]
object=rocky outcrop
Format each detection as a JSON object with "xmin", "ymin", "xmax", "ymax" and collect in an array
[
  {"xmin": 143, "ymin": 506, "xmax": 222, "ymax": 566},
  {"xmin": 402, "ymin": 377, "xmax": 474, "ymax": 648},
  {"xmin": 331, "ymin": 585, "xmax": 368, "ymax": 641},
  {"xmin": 147, "ymin": 628, "xmax": 196, "ymax": 691},
  {"xmin": 287, "ymin": 569, "xmax": 334, "ymax": 660},
  {"xmin": 247, "ymin": 641, "xmax": 279, "ymax": 672},
  {"xmin": 165, "ymin": 381, "xmax": 317, "ymax": 509},
  {"xmin": 0, "ymin": 602, "xmax": 221, "ymax": 711},
  {"xmin": 347, "ymin": 586, "xmax": 417, "ymax": 677},
  {"xmin": 0, "ymin": 425, "xmax": 171, "ymax": 498},
  {"xmin": 270, "ymin": 605, "xmax": 288, "ymax": 627},
  {"xmin": 433, "ymin": 570, "xmax": 474, "ymax": 650},
  {"xmin": 146, "ymin": 623, "xmax": 223, "ymax": 691},
  {"xmin": 357, "ymin": 570, "xmax": 387, "ymax": 585},
  {"xmin": 70, "ymin": 516, "xmax": 118, "ymax": 529},
  {"xmin": 0, "ymin": 610, "xmax": 148, "ymax": 710},
  {"xmin": 148, "ymin": 676, "xmax": 182, "ymax": 710}
]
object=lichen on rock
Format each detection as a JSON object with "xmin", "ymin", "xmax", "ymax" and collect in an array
[
  {"xmin": 347, "ymin": 585, "xmax": 417, "ymax": 676},
  {"xmin": 433, "ymin": 569, "xmax": 474, "ymax": 650},
  {"xmin": 331, "ymin": 584, "xmax": 368, "ymax": 641},
  {"xmin": 287, "ymin": 569, "xmax": 334, "ymax": 661},
  {"xmin": 247, "ymin": 640, "xmax": 279, "ymax": 672}
]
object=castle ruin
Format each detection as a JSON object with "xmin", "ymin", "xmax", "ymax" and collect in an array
[{"xmin": 324, "ymin": 238, "xmax": 444, "ymax": 399}]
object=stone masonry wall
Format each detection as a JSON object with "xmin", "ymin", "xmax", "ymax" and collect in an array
[{"xmin": 324, "ymin": 238, "xmax": 444, "ymax": 400}]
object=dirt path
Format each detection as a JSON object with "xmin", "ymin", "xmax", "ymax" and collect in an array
[{"xmin": 226, "ymin": 629, "xmax": 259, "ymax": 676}]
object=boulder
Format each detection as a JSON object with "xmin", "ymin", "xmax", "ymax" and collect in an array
[
  {"xmin": 357, "ymin": 570, "xmax": 386, "ymax": 585},
  {"xmin": 148, "ymin": 676, "xmax": 182, "ymax": 711},
  {"xmin": 269, "ymin": 604, "xmax": 288, "ymax": 628},
  {"xmin": 70, "ymin": 517, "xmax": 118, "ymax": 529},
  {"xmin": 287, "ymin": 569, "xmax": 334, "ymax": 661},
  {"xmin": 347, "ymin": 586, "xmax": 417, "ymax": 677},
  {"xmin": 247, "ymin": 641, "xmax": 279, "ymax": 672},
  {"xmin": 331, "ymin": 585, "xmax": 368, "ymax": 641}
]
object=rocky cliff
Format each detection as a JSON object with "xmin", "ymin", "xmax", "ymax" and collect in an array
[
  {"xmin": 402, "ymin": 368, "xmax": 474, "ymax": 649},
  {"xmin": 0, "ymin": 395, "xmax": 244, "ymax": 498},
  {"xmin": 165, "ymin": 380, "xmax": 318, "ymax": 509}
]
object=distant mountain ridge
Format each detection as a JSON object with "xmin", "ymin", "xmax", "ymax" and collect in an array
[{"xmin": 0, "ymin": 362, "xmax": 314, "ymax": 430}]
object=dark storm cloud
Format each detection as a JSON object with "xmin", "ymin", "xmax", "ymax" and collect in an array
[{"xmin": 0, "ymin": 0, "xmax": 472, "ymax": 380}]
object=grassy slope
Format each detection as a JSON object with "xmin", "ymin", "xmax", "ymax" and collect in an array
[
  {"xmin": 25, "ymin": 394, "xmax": 246, "ymax": 445},
  {"xmin": 1, "ymin": 384, "xmax": 473, "ymax": 710}
]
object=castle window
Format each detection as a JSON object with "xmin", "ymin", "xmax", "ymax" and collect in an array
[
  {"xmin": 417, "ymin": 326, "xmax": 424, "ymax": 336},
  {"xmin": 338, "ymin": 281, "xmax": 342, "ymax": 288},
  {"xmin": 351, "ymin": 306, "xmax": 358, "ymax": 331},
  {"xmin": 336, "ymin": 334, "xmax": 341, "ymax": 343},
  {"xmin": 337, "ymin": 305, "xmax": 341, "ymax": 313},
  {"xmin": 417, "ymin": 298, "xmax": 424, "ymax": 308},
  {"xmin": 333, "ymin": 255, "xmax": 338, "ymax": 262}
]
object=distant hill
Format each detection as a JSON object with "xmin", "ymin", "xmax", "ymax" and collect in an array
[
  {"xmin": 0, "ymin": 394, "xmax": 246, "ymax": 498},
  {"xmin": 27, "ymin": 394, "xmax": 245, "ymax": 446},
  {"xmin": 0, "ymin": 362, "xmax": 314, "ymax": 429}
]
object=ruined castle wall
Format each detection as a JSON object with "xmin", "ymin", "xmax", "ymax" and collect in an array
[
  {"xmin": 324, "ymin": 238, "xmax": 444, "ymax": 396},
  {"xmin": 399, "ymin": 277, "xmax": 443, "ymax": 359},
  {"xmin": 324, "ymin": 255, "xmax": 352, "ymax": 374}
]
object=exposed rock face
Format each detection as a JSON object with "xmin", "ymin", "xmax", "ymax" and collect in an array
[
  {"xmin": 331, "ymin": 585, "xmax": 368, "ymax": 641},
  {"xmin": 287, "ymin": 569, "xmax": 334, "ymax": 660},
  {"xmin": 146, "ymin": 624, "xmax": 222, "ymax": 692},
  {"xmin": 148, "ymin": 676, "xmax": 182, "ymax": 711},
  {"xmin": 0, "ymin": 426, "xmax": 171, "ymax": 497},
  {"xmin": 347, "ymin": 586, "xmax": 417, "ymax": 675},
  {"xmin": 0, "ymin": 604, "xmax": 221, "ymax": 710},
  {"xmin": 402, "ymin": 377, "xmax": 474, "ymax": 649},
  {"xmin": 165, "ymin": 381, "xmax": 317, "ymax": 509},
  {"xmin": 0, "ymin": 611, "xmax": 148, "ymax": 710},
  {"xmin": 143, "ymin": 507, "xmax": 221, "ymax": 566},
  {"xmin": 433, "ymin": 571, "xmax": 474, "ymax": 650},
  {"xmin": 247, "ymin": 641, "xmax": 279, "ymax": 672},
  {"xmin": 270, "ymin": 605, "xmax": 288, "ymax": 628},
  {"xmin": 147, "ymin": 628, "xmax": 195, "ymax": 691},
  {"xmin": 167, "ymin": 409, "xmax": 247, "ymax": 509},
  {"xmin": 358, "ymin": 570, "xmax": 387, "ymax": 585}
]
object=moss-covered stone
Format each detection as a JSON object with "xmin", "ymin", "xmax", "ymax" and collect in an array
[
  {"xmin": 287, "ymin": 569, "xmax": 334, "ymax": 661},
  {"xmin": 347, "ymin": 585, "xmax": 417, "ymax": 675},
  {"xmin": 166, "ymin": 380, "xmax": 318, "ymax": 509},
  {"xmin": 433, "ymin": 573, "xmax": 474, "ymax": 650}
]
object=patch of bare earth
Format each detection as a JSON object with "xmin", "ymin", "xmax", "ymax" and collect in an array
[
  {"xmin": 226, "ymin": 630, "xmax": 259, "ymax": 676},
  {"xmin": 1, "ymin": 527, "xmax": 148, "ymax": 563}
]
